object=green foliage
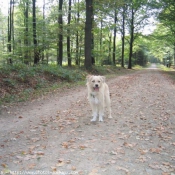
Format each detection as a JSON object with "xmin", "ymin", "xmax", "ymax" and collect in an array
[
  {"xmin": 2, "ymin": 78, "xmax": 17, "ymax": 87},
  {"xmin": 0, "ymin": 0, "xmax": 174, "ymax": 70},
  {"xmin": 0, "ymin": 62, "xmax": 134, "ymax": 104},
  {"xmin": 33, "ymin": 65, "xmax": 85, "ymax": 82},
  {"xmin": 0, "ymin": 63, "xmax": 86, "ymax": 104},
  {"xmin": 157, "ymin": 64, "xmax": 175, "ymax": 71},
  {"xmin": 133, "ymin": 47, "xmax": 148, "ymax": 66}
]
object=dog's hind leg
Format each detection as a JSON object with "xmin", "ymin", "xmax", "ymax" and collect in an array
[
  {"xmin": 107, "ymin": 106, "xmax": 112, "ymax": 119},
  {"xmin": 106, "ymin": 96, "xmax": 112, "ymax": 118}
]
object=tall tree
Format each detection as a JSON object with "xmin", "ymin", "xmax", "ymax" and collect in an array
[
  {"xmin": 67, "ymin": 0, "xmax": 72, "ymax": 66},
  {"xmin": 121, "ymin": 3, "xmax": 126, "ymax": 67},
  {"xmin": 57, "ymin": 0, "xmax": 63, "ymax": 66},
  {"xmin": 126, "ymin": 0, "xmax": 150, "ymax": 69},
  {"xmin": 42, "ymin": 0, "xmax": 46, "ymax": 62},
  {"xmin": 12, "ymin": 0, "xmax": 15, "ymax": 55},
  {"xmin": 108, "ymin": 33, "xmax": 112, "ymax": 62},
  {"xmin": 84, "ymin": 0, "xmax": 93, "ymax": 69},
  {"xmin": 128, "ymin": 2, "xmax": 134, "ymax": 69},
  {"xmin": 33, "ymin": 0, "xmax": 39, "ymax": 64},
  {"xmin": 75, "ymin": 0, "xmax": 80, "ymax": 65},
  {"xmin": 99, "ymin": 13, "xmax": 103, "ymax": 61},
  {"xmin": 112, "ymin": 7, "xmax": 117, "ymax": 65},
  {"xmin": 91, "ymin": 6, "xmax": 95, "ymax": 65},
  {"xmin": 0, "ymin": 11, "xmax": 6, "ymax": 58},
  {"xmin": 7, "ymin": 0, "xmax": 13, "ymax": 64},
  {"xmin": 24, "ymin": 0, "xmax": 29, "ymax": 64},
  {"xmin": 158, "ymin": 0, "xmax": 175, "ymax": 65}
]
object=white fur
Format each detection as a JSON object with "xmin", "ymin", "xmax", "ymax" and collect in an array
[{"xmin": 86, "ymin": 75, "xmax": 112, "ymax": 122}]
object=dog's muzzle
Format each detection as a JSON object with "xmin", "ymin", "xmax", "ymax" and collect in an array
[{"xmin": 94, "ymin": 84, "xmax": 99, "ymax": 91}]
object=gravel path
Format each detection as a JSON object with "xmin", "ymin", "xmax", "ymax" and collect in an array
[{"xmin": 0, "ymin": 65, "xmax": 175, "ymax": 175}]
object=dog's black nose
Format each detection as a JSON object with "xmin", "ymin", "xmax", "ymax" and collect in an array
[{"xmin": 95, "ymin": 84, "xmax": 98, "ymax": 87}]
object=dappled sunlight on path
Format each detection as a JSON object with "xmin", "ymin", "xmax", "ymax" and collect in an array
[{"xmin": 146, "ymin": 63, "xmax": 158, "ymax": 70}]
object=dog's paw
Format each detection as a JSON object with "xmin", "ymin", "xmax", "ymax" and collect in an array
[
  {"xmin": 99, "ymin": 117, "xmax": 103, "ymax": 122},
  {"xmin": 91, "ymin": 118, "xmax": 97, "ymax": 122}
]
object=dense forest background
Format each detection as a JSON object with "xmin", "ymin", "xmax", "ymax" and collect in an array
[{"xmin": 0, "ymin": 0, "xmax": 175, "ymax": 69}]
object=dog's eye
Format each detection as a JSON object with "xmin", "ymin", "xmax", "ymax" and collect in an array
[
  {"xmin": 98, "ymin": 81, "xmax": 100, "ymax": 83},
  {"xmin": 92, "ymin": 80, "xmax": 95, "ymax": 83}
]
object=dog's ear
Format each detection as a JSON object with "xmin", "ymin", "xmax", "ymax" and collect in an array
[
  {"xmin": 86, "ymin": 75, "xmax": 93, "ymax": 82},
  {"xmin": 100, "ymin": 76, "xmax": 106, "ymax": 83}
]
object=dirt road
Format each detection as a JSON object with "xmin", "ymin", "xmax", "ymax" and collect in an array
[{"xmin": 0, "ymin": 65, "xmax": 175, "ymax": 175}]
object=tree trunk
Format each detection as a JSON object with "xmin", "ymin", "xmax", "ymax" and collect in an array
[
  {"xmin": 12, "ymin": 0, "xmax": 14, "ymax": 55},
  {"xmin": 75, "ymin": 0, "xmax": 80, "ymax": 65},
  {"xmin": 112, "ymin": 8, "xmax": 117, "ymax": 66},
  {"xmin": 67, "ymin": 0, "xmax": 72, "ymax": 66},
  {"xmin": 121, "ymin": 4, "xmax": 126, "ymax": 68},
  {"xmin": 128, "ymin": 6, "xmax": 134, "ymax": 69},
  {"xmin": 100, "ymin": 16, "xmax": 102, "ymax": 61},
  {"xmin": 7, "ymin": 0, "xmax": 12, "ymax": 64},
  {"xmin": 174, "ymin": 43, "xmax": 175, "ymax": 67},
  {"xmin": 91, "ymin": 29, "xmax": 95, "ymax": 65},
  {"xmin": 42, "ymin": 0, "xmax": 46, "ymax": 63},
  {"xmin": 33, "ymin": 0, "xmax": 39, "ymax": 64},
  {"xmin": 108, "ymin": 33, "xmax": 112, "ymax": 63},
  {"xmin": 24, "ymin": 0, "xmax": 29, "ymax": 64},
  {"xmin": 75, "ymin": 31, "xmax": 79, "ymax": 65},
  {"xmin": 84, "ymin": 0, "xmax": 93, "ymax": 69},
  {"xmin": 91, "ymin": 8, "xmax": 95, "ymax": 65},
  {"xmin": 57, "ymin": 0, "xmax": 63, "ymax": 66}
]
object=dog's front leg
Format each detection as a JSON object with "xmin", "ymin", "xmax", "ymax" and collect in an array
[
  {"xmin": 91, "ymin": 105, "xmax": 98, "ymax": 121},
  {"xmin": 98, "ymin": 104, "xmax": 104, "ymax": 122}
]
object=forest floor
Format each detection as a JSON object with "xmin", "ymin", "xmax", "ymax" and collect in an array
[{"xmin": 0, "ymin": 64, "xmax": 175, "ymax": 175}]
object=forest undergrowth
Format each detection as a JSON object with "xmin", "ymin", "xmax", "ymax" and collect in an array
[{"xmin": 0, "ymin": 63, "xmax": 130, "ymax": 105}]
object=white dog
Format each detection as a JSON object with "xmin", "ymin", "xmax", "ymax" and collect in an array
[{"xmin": 86, "ymin": 75, "xmax": 112, "ymax": 122}]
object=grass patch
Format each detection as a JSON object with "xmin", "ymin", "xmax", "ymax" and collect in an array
[
  {"xmin": 157, "ymin": 64, "xmax": 175, "ymax": 71},
  {"xmin": 157, "ymin": 64, "xmax": 175, "ymax": 82}
]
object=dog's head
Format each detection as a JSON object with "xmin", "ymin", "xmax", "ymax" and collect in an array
[{"xmin": 87, "ymin": 75, "xmax": 105, "ymax": 92}]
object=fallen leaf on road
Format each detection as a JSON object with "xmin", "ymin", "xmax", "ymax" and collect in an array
[
  {"xmin": 31, "ymin": 137, "xmax": 40, "ymax": 143},
  {"xmin": 71, "ymin": 166, "xmax": 76, "ymax": 171},
  {"xmin": 28, "ymin": 164, "xmax": 36, "ymax": 169},
  {"xmin": 162, "ymin": 162, "xmax": 170, "ymax": 166},
  {"xmin": 36, "ymin": 151, "xmax": 44, "ymax": 156},
  {"xmin": 56, "ymin": 159, "xmax": 65, "ymax": 167},
  {"xmin": 110, "ymin": 151, "xmax": 117, "ymax": 155},
  {"xmin": 88, "ymin": 169, "xmax": 100, "ymax": 175},
  {"xmin": 51, "ymin": 166, "xmax": 57, "ymax": 171},
  {"xmin": 79, "ymin": 145, "xmax": 87, "ymax": 150},
  {"xmin": 150, "ymin": 148, "xmax": 161, "ymax": 154},
  {"xmin": 116, "ymin": 166, "xmax": 129, "ymax": 173},
  {"xmin": 61, "ymin": 142, "xmax": 69, "ymax": 149},
  {"xmin": 136, "ymin": 156, "xmax": 147, "ymax": 163},
  {"xmin": 1, "ymin": 163, "xmax": 8, "ymax": 168},
  {"xmin": 149, "ymin": 163, "xmax": 160, "ymax": 170},
  {"xmin": 123, "ymin": 142, "xmax": 137, "ymax": 148},
  {"xmin": 138, "ymin": 148, "xmax": 148, "ymax": 155}
]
